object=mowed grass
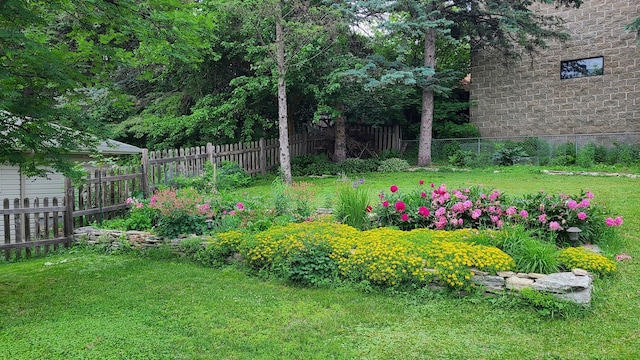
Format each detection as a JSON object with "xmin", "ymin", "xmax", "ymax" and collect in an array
[{"xmin": 2, "ymin": 167, "xmax": 639, "ymax": 359}]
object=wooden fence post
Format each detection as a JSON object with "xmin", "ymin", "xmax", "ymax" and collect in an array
[
  {"xmin": 64, "ymin": 177, "xmax": 74, "ymax": 247},
  {"xmin": 259, "ymin": 138, "xmax": 266, "ymax": 175},
  {"xmin": 141, "ymin": 149, "xmax": 150, "ymax": 198},
  {"xmin": 206, "ymin": 143, "xmax": 214, "ymax": 166},
  {"xmin": 393, "ymin": 125, "xmax": 401, "ymax": 151}
]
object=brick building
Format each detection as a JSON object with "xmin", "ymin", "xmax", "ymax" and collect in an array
[{"xmin": 470, "ymin": 0, "xmax": 640, "ymax": 137}]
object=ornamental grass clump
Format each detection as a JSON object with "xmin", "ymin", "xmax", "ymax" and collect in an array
[
  {"xmin": 557, "ymin": 247, "xmax": 617, "ymax": 275},
  {"xmin": 333, "ymin": 179, "xmax": 372, "ymax": 230}
]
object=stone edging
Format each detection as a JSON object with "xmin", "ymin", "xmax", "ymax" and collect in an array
[
  {"xmin": 73, "ymin": 227, "xmax": 594, "ymax": 305},
  {"xmin": 541, "ymin": 169, "xmax": 640, "ymax": 178}
]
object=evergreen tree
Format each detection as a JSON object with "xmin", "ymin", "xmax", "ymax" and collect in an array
[{"xmin": 351, "ymin": 0, "xmax": 584, "ymax": 166}]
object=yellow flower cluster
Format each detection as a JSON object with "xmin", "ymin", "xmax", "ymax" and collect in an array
[
  {"xmin": 245, "ymin": 221, "xmax": 359, "ymax": 269},
  {"xmin": 557, "ymin": 247, "xmax": 617, "ymax": 275},
  {"xmin": 427, "ymin": 240, "xmax": 514, "ymax": 289},
  {"xmin": 205, "ymin": 230, "xmax": 246, "ymax": 254},
  {"xmin": 338, "ymin": 228, "xmax": 433, "ymax": 286},
  {"xmin": 216, "ymin": 221, "xmax": 515, "ymax": 289}
]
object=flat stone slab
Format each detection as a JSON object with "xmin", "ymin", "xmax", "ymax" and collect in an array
[
  {"xmin": 554, "ymin": 288, "xmax": 592, "ymax": 305},
  {"xmin": 472, "ymin": 275, "xmax": 505, "ymax": 289},
  {"xmin": 505, "ymin": 276, "xmax": 534, "ymax": 290},
  {"xmin": 533, "ymin": 272, "xmax": 592, "ymax": 293}
]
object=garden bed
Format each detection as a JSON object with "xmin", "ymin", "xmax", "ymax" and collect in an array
[{"xmin": 74, "ymin": 225, "xmax": 604, "ymax": 305}]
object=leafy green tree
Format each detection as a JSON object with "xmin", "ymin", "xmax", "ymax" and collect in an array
[
  {"xmin": 352, "ymin": 0, "xmax": 584, "ymax": 166},
  {"xmin": 229, "ymin": 0, "xmax": 341, "ymax": 183},
  {"xmin": 0, "ymin": 0, "xmax": 132, "ymax": 176},
  {"xmin": 0, "ymin": 0, "xmax": 218, "ymax": 175}
]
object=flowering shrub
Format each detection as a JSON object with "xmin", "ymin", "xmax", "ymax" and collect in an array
[
  {"xmin": 375, "ymin": 182, "xmax": 508, "ymax": 231},
  {"xmin": 509, "ymin": 190, "xmax": 620, "ymax": 245},
  {"xmin": 373, "ymin": 181, "xmax": 622, "ymax": 247},
  {"xmin": 425, "ymin": 240, "xmax": 514, "ymax": 289},
  {"xmin": 118, "ymin": 197, "xmax": 157, "ymax": 231},
  {"xmin": 244, "ymin": 221, "xmax": 360, "ymax": 274},
  {"xmin": 557, "ymin": 247, "xmax": 617, "ymax": 275},
  {"xmin": 235, "ymin": 221, "xmax": 514, "ymax": 290},
  {"xmin": 338, "ymin": 228, "xmax": 433, "ymax": 286},
  {"xmin": 149, "ymin": 188, "xmax": 215, "ymax": 238}
]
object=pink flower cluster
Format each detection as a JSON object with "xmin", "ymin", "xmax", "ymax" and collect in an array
[
  {"xmin": 374, "ymin": 182, "xmax": 623, "ymax": 240},
  {"xmin": 605, "ymin": 217, "xmax": 624, "ymax": 227}
]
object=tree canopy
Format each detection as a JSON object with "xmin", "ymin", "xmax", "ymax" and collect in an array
[{"xmin": 2, "ymin": 0, "xmax": 594, "ymax": 177}]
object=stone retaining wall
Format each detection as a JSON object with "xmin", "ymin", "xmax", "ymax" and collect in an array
[{"xmin": 74, "ymin": 227, "xmax": 594, "ymax": 305}]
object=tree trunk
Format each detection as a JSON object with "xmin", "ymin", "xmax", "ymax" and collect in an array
[
  {"xmin": 333, "ymin": 102, "xmax": 347, "ymax": 163},
  {"xmin": 275, "ymin": 1, "xmax": 292, "ymax": 184},
  {"xmin": 417, "ymin": 28, "xmax": 436, "ymax": 167}
]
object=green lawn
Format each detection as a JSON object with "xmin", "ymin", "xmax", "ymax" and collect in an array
[{"xmin": 2, "ymin": 167, "xmax": 639, "ymax": 359}]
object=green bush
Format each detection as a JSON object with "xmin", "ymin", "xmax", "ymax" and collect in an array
[
  {"xmin": 216, "ymin": 161, "xmax": 252, "ymax": 190},
  {"xmin": 576, "ymin": 143, "xmax": 596, "ymax": 168},
  {"xmin": 448, "ymin": 150, "xmax": 475, "ymax": 167},
  {"xmin": 337, "ymin": 158, "xmax": 380, "ymax": 174},
  {"xmin": 287, "ymin": 241, "xmax": 339, "ymax": 287},
  {"xmin": 291, "ymin": 154, "xmax": 337, "ymax": 176},
  {"xmin": 492, "ymin": 144, "xmax": 529, "ymax": 166},
  {"xmin": 271, "ymin": 178, "xmax": 317, "ymax": 221},
  {"xmin": 167, "ymin": 161, "xmax": 251, "ymax": 192},
  {"xmin": 378, "ymin": 158, "xmax": 410, "ymax": 172}
]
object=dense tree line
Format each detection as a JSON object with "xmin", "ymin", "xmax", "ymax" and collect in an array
[{"xmin": 2, "ymin": 0, "xmax": 588, "ymax": 179}]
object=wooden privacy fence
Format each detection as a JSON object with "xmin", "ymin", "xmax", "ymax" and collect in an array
[
  {"xmin": 0, "ymin": 126, "xmax": 400, "ymax": 258},
  {"xmin": 0, "ymin": 196, "xmax": 72, "ymax": 260},
  {"xmin": 72, "ymin": 166, "xmax": 145, "ymax": 226},
  {"xmin": 142, "ymin": 126, "xmax": 400, "ymax": 191}
]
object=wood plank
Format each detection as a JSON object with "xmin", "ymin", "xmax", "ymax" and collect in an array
[
  {"xmin": 3, "ymin": 199, "xmax": 10, "ymax": 260},
  {"xmin": 13, "ymin": 198, "xmax": 22, "ymax": 259},
  {"xmin": 72, "ymin": 203, "xmax": 130, "ymax": 217},
  {"xmin": 53, "ymin": 197, "xmax": 60, "ymax": 239},
  {"xmin": 0, "ymin": 236, "xmax": 70, "ymax": 250},
  {"xmin": 43, "ymin": 198, "xmax": 50, "ymax": 253}
]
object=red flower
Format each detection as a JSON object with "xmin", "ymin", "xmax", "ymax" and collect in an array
[
  {"xmin": 421, "ymin": 191, "xmax": 427, "ymax": 198},
  {"xmin": 418, "ymin": 206, "xmax": 430, "ymax": 217},
  {"xmin": 419, "ymin": 179, "xmax": 424, "ymax": 185},
  {"xmin": 395, "ymin": 201, "xmax": 406, "ymax": 212},
  {"xmin": 366, "ymin": 205, "xmax": 373, "ymax": 212},
  {"xmin": 390, "ymin": 185, "xmax": 398, "ymax": 193},
  {"xmin": 401, "ymin": 213, "xmax": 409, "ymax": 221},
  {"xmin": 382, "ymin": 201, "xmax": 389, "ymax": 207}
]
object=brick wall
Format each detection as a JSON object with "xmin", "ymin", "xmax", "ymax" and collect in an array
[{"xmin": 470, "ymin": 0, "xmax": 640, "ymax": 137}]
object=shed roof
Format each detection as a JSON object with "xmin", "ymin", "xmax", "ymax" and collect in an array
[{"xmin": 95, "ymin": 139, "xmax": 142, "ymax": 155}]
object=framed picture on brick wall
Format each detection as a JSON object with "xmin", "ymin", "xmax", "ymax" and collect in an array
[{"xmin": 560, "ymin": 56, "xmax": 604, "ymax": 79}]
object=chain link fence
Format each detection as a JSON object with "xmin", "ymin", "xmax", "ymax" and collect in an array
[{"xmin": 402, "ymin": 133, "xmax": 640, "ymax": 167}]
